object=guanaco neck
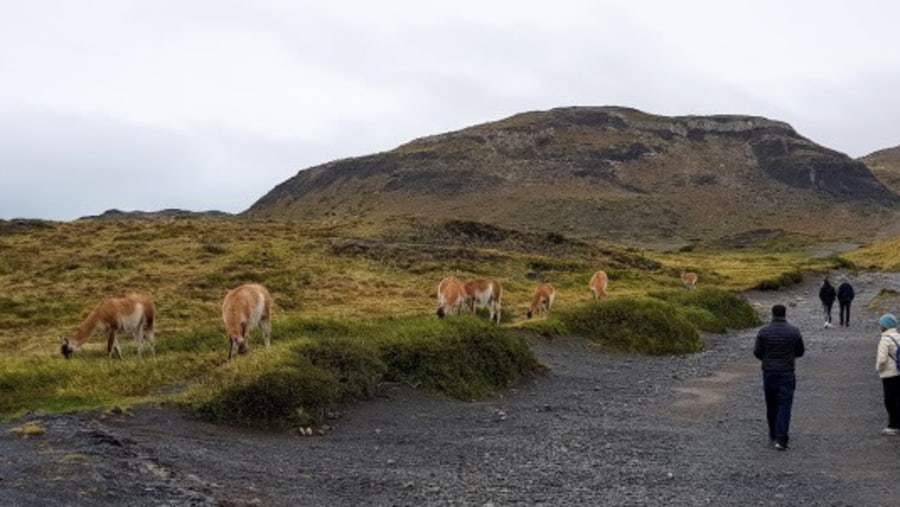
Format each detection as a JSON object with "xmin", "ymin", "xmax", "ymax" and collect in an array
[{"xmin": 71, "ymin": 309, "xmax": 107, "ymax": 348}]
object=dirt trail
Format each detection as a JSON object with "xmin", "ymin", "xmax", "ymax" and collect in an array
[{"xmin": 2, "ymin": 272, "xmax": 899, "ymax": 506}]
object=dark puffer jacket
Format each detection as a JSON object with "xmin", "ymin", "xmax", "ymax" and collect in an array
[
  {"xmin": 837, "ymin": 282, "xmax": 855, "ymax": 303},
  {"xmin": 754, "ymin": 316, "xmax": 805, "ymax": 371},
  {"xmin": 819, "ymin": 282, "xmax": 836, "ymax": 305}
]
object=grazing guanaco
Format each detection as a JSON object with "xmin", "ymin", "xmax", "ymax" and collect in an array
[
  {"xmin": 222, "ymin": 283, "xmax": 272, "ymax": 361},
  {"xmin": 61, "ymin": 294, "xmax": 156, "ymax": 359},
  {"xmin": 589, "ymin": 270, "xmax": 609, "ymax": 299},
  {"xmin": 527, "ymin": 283, "xmax": 556, "ymax": 319},
  {"xmin": 436, "ymin": 276, "xmax": 467, "ymax": 318},
  {"xmin": 681, "ymin": 270, "xmax": 699, "ymax": 290},
  {"xmin": 465, "ymin": 278, "xmax": 503, "ymax": 324}
]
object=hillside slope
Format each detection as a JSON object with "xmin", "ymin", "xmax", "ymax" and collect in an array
[
  {"xmin": 246, "ymin": 107, "xmax": 900, "ymax": 245},
  {"xmin": 861, "ymin": 145, "xmax": 900, "ymax": 195}
]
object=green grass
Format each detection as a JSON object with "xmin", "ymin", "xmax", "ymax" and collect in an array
[
  {"xmin": 553, "ymin": 297, "xmax": 704, "ymax": 355},
  {"xmin": 650, "ymin": 288, "xmax": 761, "ymax": 333},
  {"xmin": 0, "ymin": 217, "xmax": 851, "ymax": 426},
  {"xmin": 188, "ymin": 315, "xmax": 541, "ymax": 427}
]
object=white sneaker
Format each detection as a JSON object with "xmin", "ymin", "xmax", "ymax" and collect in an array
[
  {"xmin": 824, "ymin": 322, "xmax": 832, "ymax": 328},
  {"xmin": 880, "ymin": 427, "xmax": 900, "ymax": 436}
]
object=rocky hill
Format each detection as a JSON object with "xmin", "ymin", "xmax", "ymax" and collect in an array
[
  {"xmin": 861, "ymin": 145, "xmax": 900, "ymax": 195},
  {"xmin": 246, "ymin": 107, "xmax": 900, "ymax": 246}
]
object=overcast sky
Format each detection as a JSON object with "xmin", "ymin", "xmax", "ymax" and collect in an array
[{"xmin": 2, "ymin": 0, "xmax": 898, "ymax": 220}]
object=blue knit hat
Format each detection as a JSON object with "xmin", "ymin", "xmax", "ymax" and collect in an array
[{"xmin": 879, "ymin": 313, "xmax": 898, "ymax": 329}]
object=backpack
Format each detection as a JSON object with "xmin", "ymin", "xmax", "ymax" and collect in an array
[{"xmin": 888, "ymin": 335, "xmax": 900, "ymax": 370}]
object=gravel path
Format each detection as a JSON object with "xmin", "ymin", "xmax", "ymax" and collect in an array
[{"xmin": 2, "ymin": 272, "xmax": 899, "ymax": 506}]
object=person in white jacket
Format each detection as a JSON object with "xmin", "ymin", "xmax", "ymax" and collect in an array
[{"xmin": 875, "ymin": 313, "xmax": 900, "ymax": 435}]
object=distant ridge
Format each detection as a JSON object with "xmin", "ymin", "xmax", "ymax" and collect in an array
[
  {"xmin": 246, "ymin": 106, "xmax": 900, "ymax": 245},
  {"xmin": 79, "ymin": 208, "xmax": 232, "ymax": 221}
]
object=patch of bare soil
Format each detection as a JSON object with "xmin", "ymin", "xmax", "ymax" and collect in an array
[{"xmin": 3, "ymin": 272, "xmax": 899, "ymax": 506}]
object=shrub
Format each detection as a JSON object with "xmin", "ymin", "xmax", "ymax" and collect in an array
[
  {"xmin": 197, "ymin": 361, "xmax": 339, "ymax": 428},
  {"xmin": 193, "ymin": 316, "xmax": 542, "ymax": 427},
  {"xmin": 375, "ymin": 317, "xmax": 543, "ymax": 399},
  {"xmin": 676, "ymin": 306, "xmax": 724, "ymax": 333},
  {"xmin": 555, "ymin": 297, "xmax": 703, "ymax": 355},
  {"xmin": 654, "ymin": 288, "xmax": 761, "ymax": 332},
  {"xmin": 754, "ymin": 270, "xmax": 803, "ymax": 291},
  {"xmin": 293, "ymin": 336, "xmax": 387, "ymax": 402}
]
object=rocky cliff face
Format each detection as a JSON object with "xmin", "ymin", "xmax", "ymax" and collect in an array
[{"xmin": 246, "ymin": 107, "xmax": 900, "ymax": 245}]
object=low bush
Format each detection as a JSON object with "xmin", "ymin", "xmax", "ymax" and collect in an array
[
  {"xmin": 192, "ymin": 315, "xmax": 542, "ymax": 427},
  {"xmin": 197, "ymin": 361, "xmax": 339, "ymax": 428},
  {"xmin": 653, "ymin": 288, "xmax": 761, "ymax": 332},
  {"xmin": 755, "ymin": 270, "xmax": 803, "ymax": 291},
  {"xmin": 294, "ymin": 336, "xmax": 387, "ymax": 402},
  {"xmin": 374, "ymin": 316, "xmax": 543, "ymax": 399},
  {"xmin": 554, "ymin": 297, "xmax": 703, "ymax": 355}
]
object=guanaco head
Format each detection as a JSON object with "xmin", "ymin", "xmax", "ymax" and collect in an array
[
  {"xmin": 436, "ymin": 307, "xmax": 446, "ymax": 319},
  {"xmin": 60, "ymin": 338, "xmax": 75, "ymax": 359},
  {"xmin": 526, "ymin": 309, "xmax": 534, "ymax": 319},
  {"xmin": 231, "ymin": 336, "xmax": 249, "ymax": 355},
  {"xmin": 227, "ymin": 335, "xmax": 250, "ymax": 361}
]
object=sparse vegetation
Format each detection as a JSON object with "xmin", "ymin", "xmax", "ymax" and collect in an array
[{"xmin": 9, "ymin": 420, "xmax": 46, "ymax": 437}]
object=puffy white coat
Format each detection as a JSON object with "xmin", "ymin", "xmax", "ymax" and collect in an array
[{"xmin": 875, "ymin": 328, "xmax": 900, "ymax": 379}]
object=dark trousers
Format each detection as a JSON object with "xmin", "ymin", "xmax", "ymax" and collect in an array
[
  {"xmin": 822, "ymin": 302, "xmax": 833, "ymax": 323},
  {"xmin": 883, "ymin": 375, "xmax": 900, "ymax": 429},
  {"xmin": 839, "ymin": 301, "xmax": 851, "ymax": 326},
  {"xmin": 763, "ymin": 370, "xmax": 796, "ymax": 445}
]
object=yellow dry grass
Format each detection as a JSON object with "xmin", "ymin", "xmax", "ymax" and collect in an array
[{"xmin": 0, "ymin": 217, "xmax": 843, "ymax": 419}]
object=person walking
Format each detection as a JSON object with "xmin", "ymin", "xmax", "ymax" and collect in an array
[
  {"xmin": 875, "ymin": 313, "xmax": 900, "ymax": 435},
  {"xmin": 837, "ymin": 280, "xmax": 855, "ymax": 326},
  {"xmin": 754, "ymin": 304, "xmax": 805, "ymax": 450},
  {"xmin": 819, "ymin": 278, "xmax": 836, "ymax": 328}
]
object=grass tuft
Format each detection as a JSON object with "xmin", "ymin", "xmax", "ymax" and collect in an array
[
  {"xmin": 190, "ymin": 315, "xmax": 542, "ymax": 427},
  {"xmin": 754, "ymin": 270, "xmax": 804, "ymax": 291},
  {"xmin": 651, "ymin": 288, "xmax": 761, "ymax": 333},
  {"xmin": 9, "ymin": 421, "xmax": 46, "ymax": 437},
  {"xmin": 554, "ymin": 297, "xmax": 704, "ymax": 355},
  {"xmin": 374, "ymin": 316, "xmax": 543, "ymax": 399},
  {"xmin": 294, "ymin": 336, "xmax": 388, "ymax": 402},
  {"xmin": 196, "ymin": 361, "xmax": 339, "ymax": 428}
]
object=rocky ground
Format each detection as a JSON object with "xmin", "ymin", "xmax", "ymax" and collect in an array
[{"xmin": 2, "ymin": 272, "xmax": 899, "ymax": 506}]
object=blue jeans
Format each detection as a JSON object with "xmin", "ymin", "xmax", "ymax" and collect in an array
[{"xmin": 763, "ymin": 370, "xmax": 796, "ymax": 445}]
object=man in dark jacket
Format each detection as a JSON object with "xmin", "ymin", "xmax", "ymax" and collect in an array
[
  {"xmin": 754, "ymin": 304, "xmax": 805, "ymax": 450},
  {"xmin": 837, "ymin": 280, "xmax": 855, "ymax": 326},
  {"xmin": 819, "ymin": 278, "xmax": 836, "ymax": 328}
]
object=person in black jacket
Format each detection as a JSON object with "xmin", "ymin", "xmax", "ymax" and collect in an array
[
  {"xmin": 837, "ymin": 280, "xmax": 855, "ymax": 327},
  {"xmin": 819, "ymin": 278, "xmax": 836, "ymax": 328},
  {"xmin": 754, "ymin": 304, "xmax": 805, "ymax": 450}
]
